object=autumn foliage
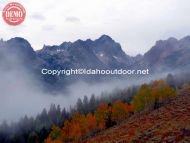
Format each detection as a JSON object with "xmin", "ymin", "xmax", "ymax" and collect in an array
[
  {"xmin": 111, "ymin": 100, "xmax": 128, "ymax": 122},
  {"xmin": 132, "ymin": 80, "xmax": 176, "ymax": 112},
  {"xmin": 45, "ymin": 80, "xmax": 176, "ymax": 143},
  {"xmin": 45, "ymin": 100, "xmax": 133, "ymax": 143},
  {"xmin": 87, "ymin": 86, "xmax": 190, "ymax": 143},
  {"xmin": 94, "ymin": 104, "xmax": 109, "ymax": 130}
]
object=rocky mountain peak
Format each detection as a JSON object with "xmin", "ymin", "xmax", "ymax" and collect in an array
[{"xmin": 96, "ymin": 35, "xmax": 113, "ymax": 43}]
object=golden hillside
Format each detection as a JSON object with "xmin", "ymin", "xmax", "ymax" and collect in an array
[{"xmin": 85, "ymin": 87, "xmax": 190, "ymax": 143}]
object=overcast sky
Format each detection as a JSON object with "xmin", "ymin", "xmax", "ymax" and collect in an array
[{"xmin": 0, "ymin": 0, "xmax": 190, "ymax": 55}]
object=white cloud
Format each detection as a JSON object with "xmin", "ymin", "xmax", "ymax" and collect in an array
[
  {"xmin": 30, "ymin": 13, "xmax": 46, "ymax": 21},
  {"xmin": 65, "ymin": 16, "xmax": 80, "ymax": 22},
  {"xmin": 0, "ymin": 0, "xmax": 190, "ymax": 55}
]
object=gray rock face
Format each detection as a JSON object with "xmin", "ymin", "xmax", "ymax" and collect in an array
[
  {"xmin": 0, "ymin": 37, "xmax": 36, "ymax": 69},
  {"xmin": 1, "ymin": 35, "xmax": 190, "ymax": 91},
  {"xmin": 142, "ymin": 36, "xmax": 190, "ymax": 71},
  {"xmin": 37, "ymin": 35, "xmax": 132, "ymax": 69}
]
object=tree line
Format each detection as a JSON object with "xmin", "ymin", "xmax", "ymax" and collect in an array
[
  {"xmin": 0, "ymin": 72, "xmax": 190, "ymax": 143},
  {"xmin": 0, "ymin": 85, "xmax": 137, "ymax": 143},
  {"xmin": 45, "ymin": 79, "xmax": 177, "ymax": 143}
]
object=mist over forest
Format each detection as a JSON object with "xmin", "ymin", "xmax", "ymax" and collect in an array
[
  {"xmin": 0, "ymin": 35, "xmax": 190, "ymax": 143},
  {"xmin": 1, "ymin": 35, "xmax": 190, "ymax": 123}
]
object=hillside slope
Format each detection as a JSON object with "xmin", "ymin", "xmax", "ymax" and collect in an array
[{"xmin": 86, "ymin": 87, "xmax": 190, "ymax": 143}]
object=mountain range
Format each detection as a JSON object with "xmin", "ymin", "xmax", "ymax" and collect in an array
[{"xmin": 0, "ymin": 35, "xmax": 190, "ymax": 91}]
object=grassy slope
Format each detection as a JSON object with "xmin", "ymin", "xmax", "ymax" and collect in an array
[{"xmin": 85, "ymin": 87, "xmax": 190, "ymax": 143}]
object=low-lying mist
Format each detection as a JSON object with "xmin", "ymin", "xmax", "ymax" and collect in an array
[
  {"xmin": 0, "ymin": 54, "xmax": 170, "ymax": 124},
  {"xmin": 0, "ymin": 67, "xmax": 169, "ymax": 124}
]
